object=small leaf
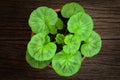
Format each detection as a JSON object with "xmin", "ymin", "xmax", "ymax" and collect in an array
[
  {"xmin": 49, "ymin": 18, "xmax": 64, "ymax": 34},
  {"xmin": 55, "ymin": 18, "xmax": 64, "ymax": 30},
  {"xmin": 68, "ymin": 12, "xmax": 93, "ymax": 41},
  {"xmin": 26, "ymin": 51, "xmax": 50, "ymax": 69},
  {"xmin": 49, "ymin": 25, "xmax": 57, "ymax": 34},
  {"xmin": 64, "ymin": 34, "xmax": 73, "ymax": 44},
  {"xmin": 61, "ymin": 2, "xmax": 85, "ymax": 18},
  {"xmin": 81, "ymin": 31, "xmax": 102, "ymax": 57},
  {"xmin": 27, "ymin": 33, "xmax": 57, "ymax": 61},
  {"xmin": 55, "ymin": 33, "xmax": 65, "ymax": 44},
  {"xmin": 63, "ymin": 34, "xmax": 81, "ymax": 53},
  {"xmin": 52, "ymin": 51, "xmax": 82, "ymax": 77},
  {"xmin": 29, "ymin": 6, "xmax": 58, "ymax": 34}
]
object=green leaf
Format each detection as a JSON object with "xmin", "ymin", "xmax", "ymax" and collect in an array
[
  {"xmin": 55, "ymin": 18, "xmax": 64, "ymax": 30},
  {"xmin": 49, "ymin": 25, "xmax": 57, "ymax": 34},
  {"xmin": 26, "ymin": 51, "xmax": 50, "ymax": 69},
  {"xmin": 27, "ymin": 33, "xmax": 57, "ymax": 61},
  {"xmin": 63, "ymin": 44, "xmax": 79, "ymax": 54},
  {"xmin": 64, "ymin": 34, "xmax": 73, "ymax": 44},
  {"xmin": 49, "ymin": 18, "xmax": 64, "ymax": 34},
  {"xmin": 29, "ymin": 6, "xmax": 58, "ymax": 34},
  {"xmin": 52, "ymin": 51, "xmax": 82, "ymax": 77},
  {"xmin": 81, "ymin": 31, "xmax": 102, "ymax": 57},
  {"xmin": 68, "ymin": 12, "xmax": 93, "ymax": 41},
  {"xmin": 63, "ymin": 34, "xmax": 81, "ymax": 53},
  {"xmin": 42, "ymin": 42, "xmax": 57, "ymax": 60},
  {"xmin": 55, "ymin": 33, "xmax": 65, "ymax": 44},
  {"xmin": 61, "ymin": 2, "xmax": 85, "ymax": 18},
  {"xmin": 64, "ymin": 34, "xmax": 80, "ymax": 44}
]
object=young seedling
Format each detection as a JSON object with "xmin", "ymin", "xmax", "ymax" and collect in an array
[{"xmin": 26, "ymin": 2, "xmax": 102, "ymax": 77}]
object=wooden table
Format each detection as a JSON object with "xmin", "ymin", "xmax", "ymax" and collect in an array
[{"xmin": 0, "ymin": 0, "xmax": 120, "ymax": 80}]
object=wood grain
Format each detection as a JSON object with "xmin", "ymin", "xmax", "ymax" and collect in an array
[
  {"xmin": 0, "ymin": 40, "xmax": 120, "ymax": 80},
  {"xmin": 0, "ymin": 0, "xmax": 120, "ymax": 40},
  {"xmin": 0, "ymin": 0, "xmax": 120, "ymax": 80}
]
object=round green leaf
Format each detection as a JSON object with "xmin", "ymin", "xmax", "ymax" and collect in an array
[
  {"xmin": 68, "ymin": 12, "xmax": 94, "ymax": 41},
  {"xmin": 52, "ymin": 51, "xmax": 82, "ymax": 76},
  {"xmin": 63, "ymin": 34, "xmax": 81, "ymax": 53},
  {"xmin": 61, "ymin": 2, "xmax": 85, "ymax": 18},
  {"xmin": 81, "ymin": 31, "xmax": 102, "ymax": 57},
  {"xmin": 29, "ymin": 6, "xmax": 58, "ymax": 34},
  {"xmin": 55, "ymin": 33, "xmax": 65, "ymax": 44},
  {"xmin": 26, "ymin": 51, "xmax": 50, "ymax": 69},
  {"xmin": 55, "ymin": 18, "xmax": 64, "ymax": 30},
  {"xmin": 27, "ymin": 33, "xmax": 57, "ymax": 61}
]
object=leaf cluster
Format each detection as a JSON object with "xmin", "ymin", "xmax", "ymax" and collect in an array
[{"xmin": 26, "ymin": 2, "xmax": 102, "ymax": 77}]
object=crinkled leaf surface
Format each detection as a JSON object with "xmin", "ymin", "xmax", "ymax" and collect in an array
[
  {"xmin": 81, "ymin": 31, "xmax": 102, "ymax": 57},
  {"xmin": 64, "ymin": 34, "xmax": 80, "ymax": 44},
  {"xmin": 42, "ymin": 42, "xmax": 57, "ymax": 59},
  {"xmin": 55, "ymin": 18, "xmax": 64, "ymax": 30},
  {"xmin": 29, "ymin": 6, "xmax": 58, "ymax": 34},
  {"xmin": 63, "ymin": 34, "xmax": 81, "ymax": 53},
  {"xmin": 55, "ymin": 33, "xmax": 65, "ymax": 44},
  {"xmin": 68, "ymin": 12, "xmax": 93, "ymax": 41},
  {"xmin": 52, "ymin": 51, "xmax": 82, "ymax": 77},
  {"xmin": 61, "ymin": 2, "xmax": 85, "ymax": 18},
  {"xmin": 27, "ymin": 33, "xmax": 57, "ymax": 61},
  {"xmin": 26, "ymin": 51, "xmax": 50, "ymax": 69}
]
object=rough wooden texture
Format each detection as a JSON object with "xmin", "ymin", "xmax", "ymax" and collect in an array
[{"xmin": 0, "ymin": 0, "xmax": 120, "ymax": 80}]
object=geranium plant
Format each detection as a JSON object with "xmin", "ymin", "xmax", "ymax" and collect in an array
[{"xmin": 26, "ymin": 2, "xmax": 102, "ymax": 77}]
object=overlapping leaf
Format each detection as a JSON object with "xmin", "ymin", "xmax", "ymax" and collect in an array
[
  {"xmin": 26, "ymin": 51, "xmax": 51, "ymax": 69},
  {"xmin": 55, "ymin": 18, "xmax": 64, "ymax": 30},
  {"xmin": 29, "ymin": 6, "xmax": 58, "ymax": 34},
  {"xmin": 52, "ymin": 51, "xmax": 82, "ymax": 76},
  {"xmin": 49, "ymin": 25, "xmax": 57, "ymax": 34},
  {"xmin": 61, "ymin": 2, "xmax": 85, "ymax": 18},
  {"xmin": 68, "ymin": 12, "xmax": 93, "ymax": 41},
  {"xmin": 81, "ymin": 31, "xmax": 102, "ymax": 57},
  {"xmin": 49, "ymin": 18, "xmax": 64, "ymax": 34},
  {"xmin": 63, "ymin": 34, "xmax": 81, "ymax": 54},
  {"xmin": 27, "ymin": 33, "xmax": 57, "ymax": 61}
]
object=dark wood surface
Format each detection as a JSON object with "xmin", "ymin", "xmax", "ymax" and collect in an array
[{"xmin": 0, "ymin": 0, "xmax": 120, "ymax": 80}]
